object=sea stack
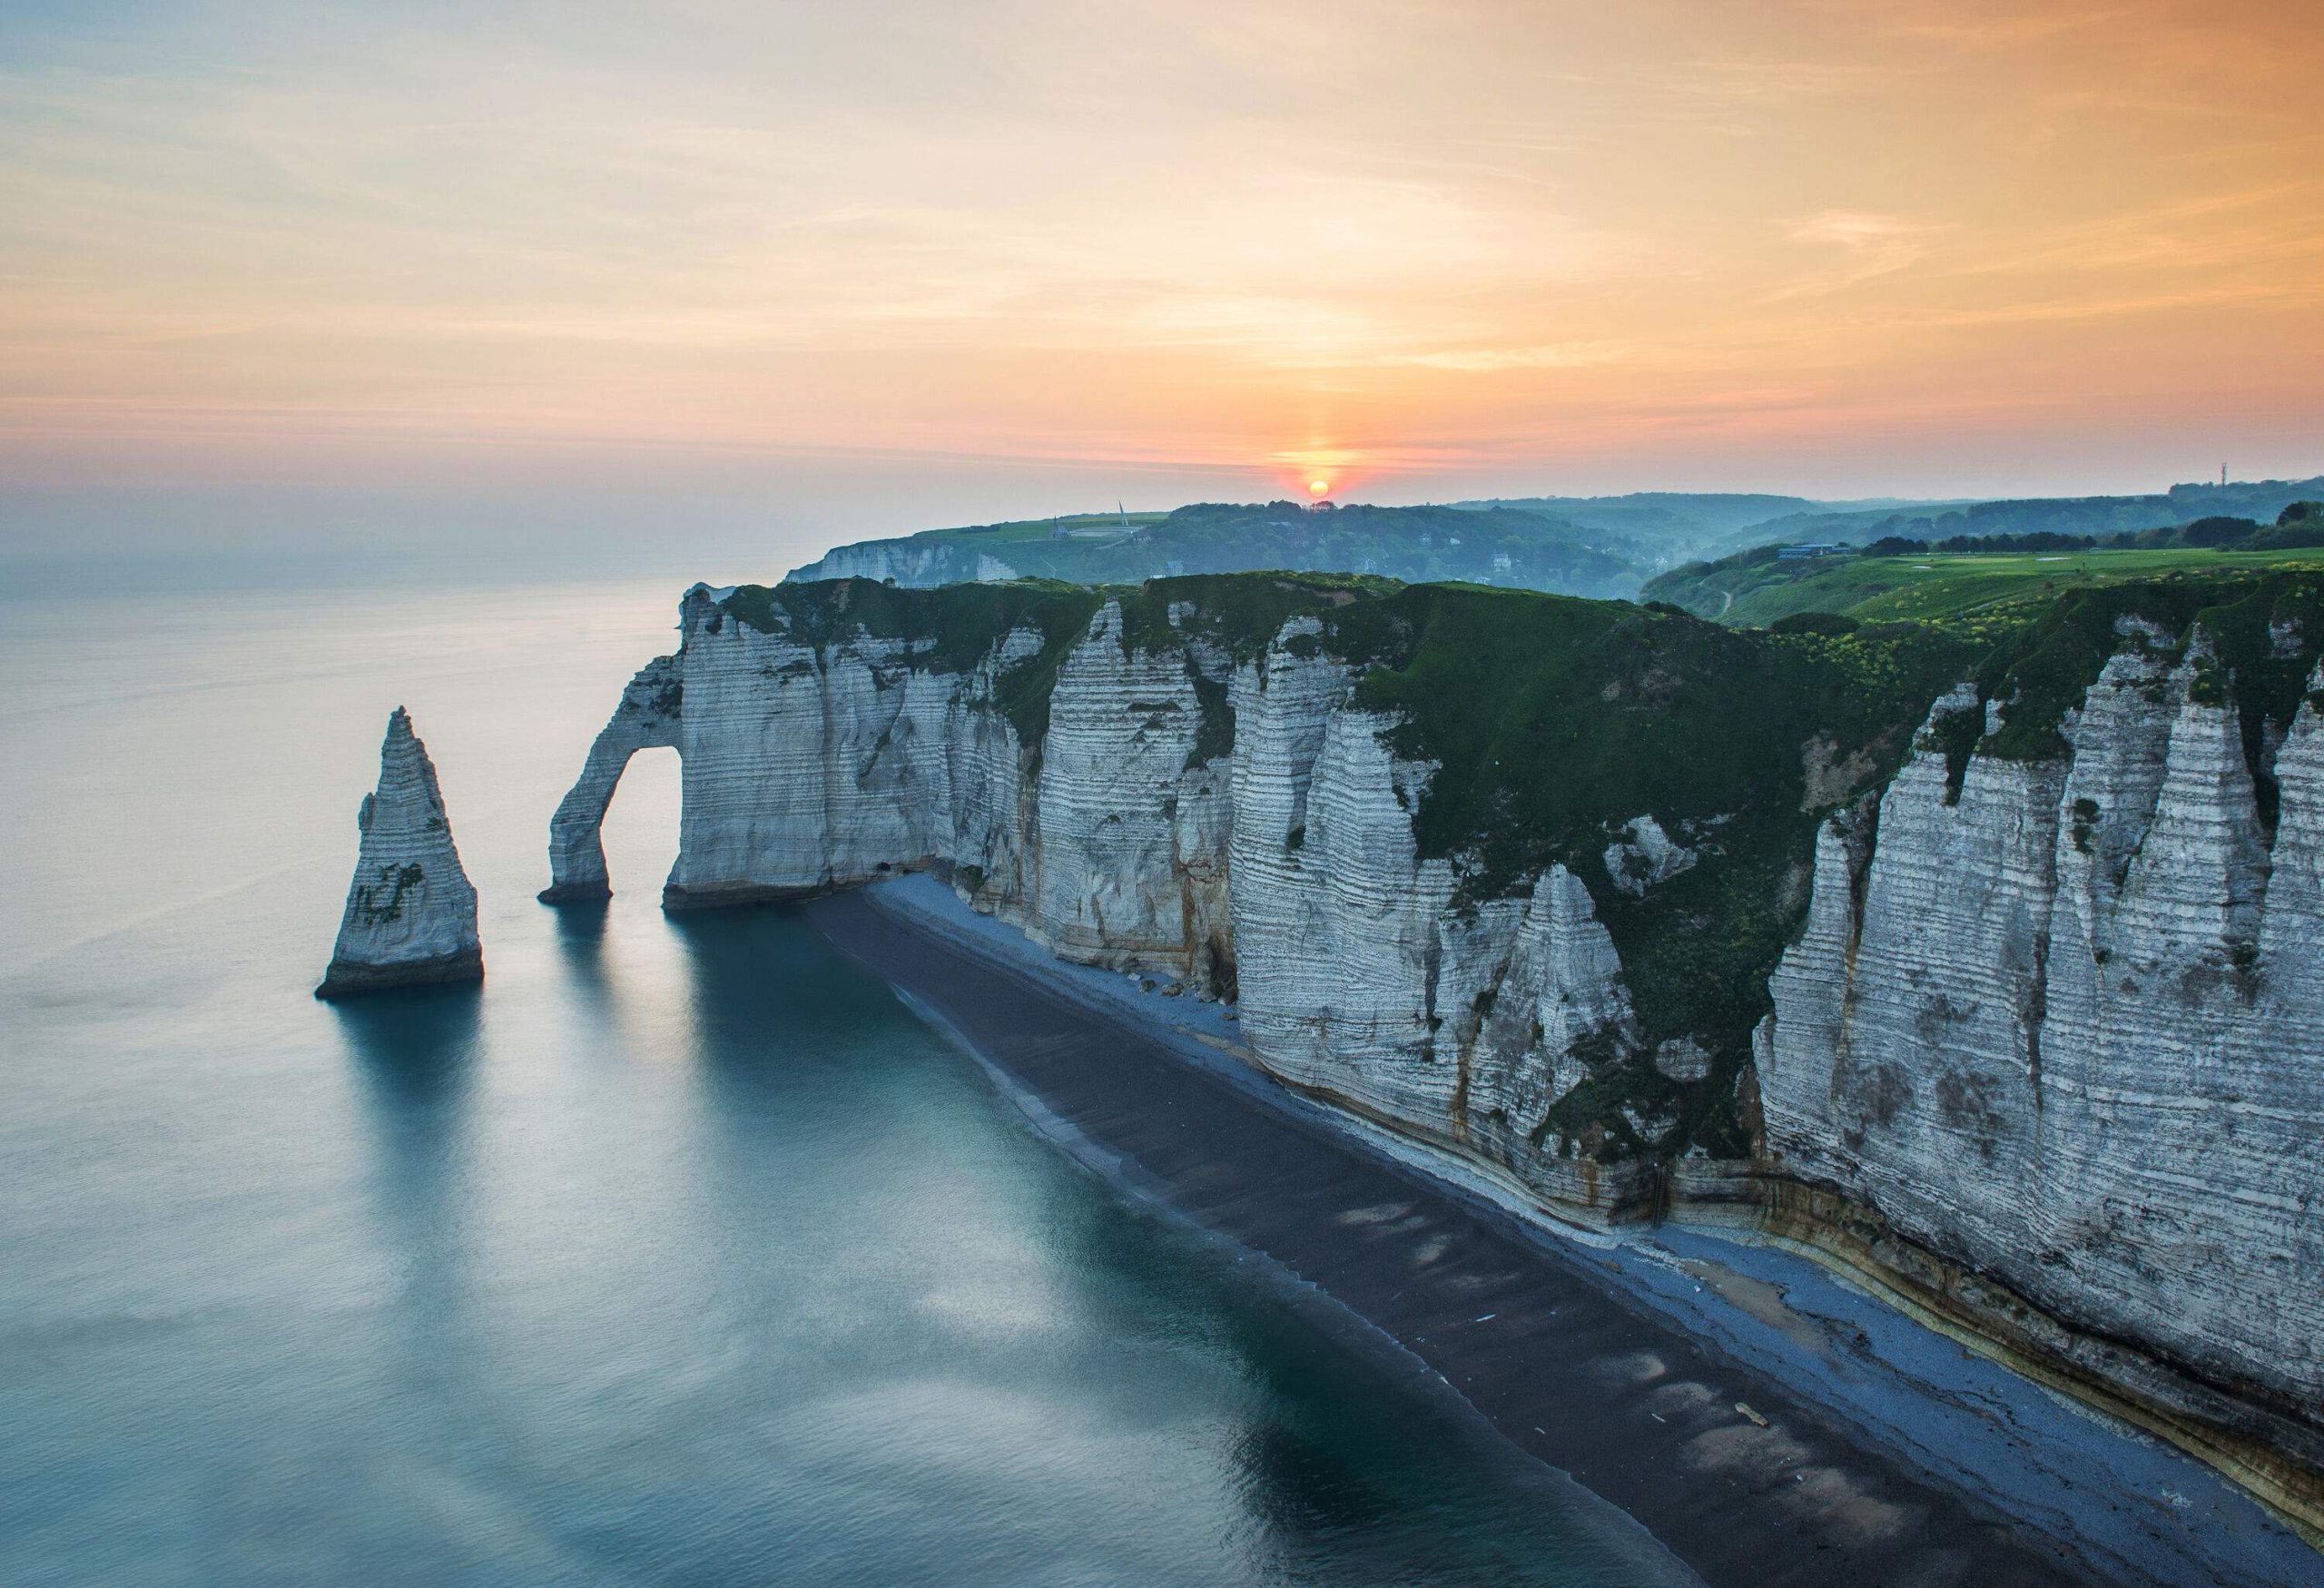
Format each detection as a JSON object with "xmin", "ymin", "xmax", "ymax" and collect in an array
[{"xmin": 316, "ymin": 707, "xmax": 483, "ymax": 999}]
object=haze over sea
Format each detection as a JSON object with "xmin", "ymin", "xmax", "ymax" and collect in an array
[{"xmin": 0, "ymin": 568, "xmax": 1689, "ymax": 1586}]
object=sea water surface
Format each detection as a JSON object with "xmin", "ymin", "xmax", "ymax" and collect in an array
[{"xmin": 0, "ymin": 576, "xmax": 1689, "ymax": 1586}]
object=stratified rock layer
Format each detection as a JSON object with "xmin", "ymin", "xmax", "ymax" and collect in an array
[
  {"xmin": 319, "ymin": 707, "xmax": 481, "ymax": 997},
  {"xmin": 549, "ymin": 578, "xmax": 2324, "ymax": 1527},
  {"xmin": 1760, "ymin": 643, "xmax": 2324, "ymax": 1505}
]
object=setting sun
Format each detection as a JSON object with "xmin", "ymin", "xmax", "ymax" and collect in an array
[{"xmin": 1307, "ymin": 478, "xmax": 1331, "ymax": 497}]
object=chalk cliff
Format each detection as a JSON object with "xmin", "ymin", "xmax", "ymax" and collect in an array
[
  {"xmin": 790, "ymin": 540, "xmax": 1020, "ymax": 587},
  {"xmin": 1760, "ymin": 620, "xmax": 2324, "ymax": 1506},
  {"xmin": 549, "ymin": 571, "xmax": 2324, "ymax": 1527},
  {"xmin": 319, "ymin": 707, "xmax": 482, "ymax": 997}
]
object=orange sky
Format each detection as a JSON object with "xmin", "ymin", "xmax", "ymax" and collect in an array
[{"xmin": 3, "ymin": 0, "xmax": 2321, "ymax": 555}]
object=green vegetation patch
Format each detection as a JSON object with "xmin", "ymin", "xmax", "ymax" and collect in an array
[
  {"xmin": 1343, "ymin": 586, "xmax": 1974, "ymax": 1060},
  {"xmin": 350, "ymin": 862, "xmax": 426, "ymax": 925},
  {"xmin": 1325, "ymin": 586, "xmax": 1974, "ymax": 1159},
  {"xmin": 901, "ymin": 510, "xmax": 1169, "ymax": 545},
  {"xmin": 1187, "ymin": 670, "xmax": 1234, "ymax": 769},
  {"xmin": 1643, "ymin": 539, "xmax": 2324, "ymax": 631},
  {"xmin": 1113, "ymin": 569, "xmax": 1404, "ymax": 661}
]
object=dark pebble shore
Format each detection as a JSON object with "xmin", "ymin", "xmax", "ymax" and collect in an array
[{"xmin": 809, "ymin": 886, "xmax": 2119, "ymax": 1588}]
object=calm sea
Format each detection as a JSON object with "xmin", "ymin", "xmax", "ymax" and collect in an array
[{"xmin": 0, "ymin": 575, "xmax": 1685, "ymax": 1586}]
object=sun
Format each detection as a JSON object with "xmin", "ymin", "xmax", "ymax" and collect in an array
[{"xmin": 1307, "ymin": 478, "xmax": 1331, "ymax": 497}]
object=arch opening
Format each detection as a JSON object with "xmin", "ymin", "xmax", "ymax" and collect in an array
[{"xmin": 539, "ymin": 655, "xmax": 683, "ymax": 903}]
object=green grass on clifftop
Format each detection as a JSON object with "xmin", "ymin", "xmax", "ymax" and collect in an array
[
  {"xmin": 1343, "ymin": 587, "xmax": 1973, "ymax": 1114},
  {"xmin": 1644, "ymin": 542, "xmax": 2324, "ymax": 629}
]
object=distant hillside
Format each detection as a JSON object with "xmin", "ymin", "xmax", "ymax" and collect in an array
[
  {"xmin": 1444, "ymin": 491, "xmax": 1826, "ymax": 555},
  {"xmin": 786, "ymin": 478, "xmax": 2324, "ymax": 600},
  {"xmin": 1696, "ymin": 476, "xmax": 2324, "ymax": 560},
  {"xmin": 789, "ymin": 500, "xmax": 1642, "ymax": 598}
]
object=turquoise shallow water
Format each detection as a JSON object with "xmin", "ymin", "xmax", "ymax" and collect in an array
[{"xmin": 0, "ymin": 579, "xmax": 1681, "ymax": 1586}]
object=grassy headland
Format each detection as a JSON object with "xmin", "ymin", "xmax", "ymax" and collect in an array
[{"xmin": 1643, "ymin": 503, "xmax": 2324, "ymax": 628}]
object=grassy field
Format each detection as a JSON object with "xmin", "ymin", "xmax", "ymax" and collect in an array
[{"xmin": 1659, "ymin": 544, "xmax": 2324, "ymax": 628}]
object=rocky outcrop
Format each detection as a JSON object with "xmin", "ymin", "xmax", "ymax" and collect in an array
[
  {"xmin": 319, "ymin": 708, "xmax": 481, "ymax": 998},
  {"xmin": 549, "ymin": 576, "xmax": 2324, "ymax": 1527},
  {"xmin": 1602, "ymin": 814, "xmax": 1698, "ymax": 896}
]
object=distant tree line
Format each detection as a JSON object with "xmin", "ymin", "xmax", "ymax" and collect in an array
[
  {"xmin": 1861, "ymin": 501, "xmax": 2324, "ymax": 558},
  {"xmin": 1645, "ymin": 501, "xmax": 2324, "ymax": 603}
]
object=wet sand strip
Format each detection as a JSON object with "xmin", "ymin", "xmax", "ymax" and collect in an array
[{"xmin": 807, "ymin": 889, "xmax": 2096, "ymax": 1588}]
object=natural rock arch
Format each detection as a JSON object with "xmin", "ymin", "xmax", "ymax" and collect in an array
[{"xmin": 539, "ymin": 655, "xmax": 682, "ymax": 902}]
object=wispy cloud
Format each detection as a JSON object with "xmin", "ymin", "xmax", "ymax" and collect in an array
[{"xmin": 1785, "ymin": 211, "xmax": 1946, "ymax": 283}]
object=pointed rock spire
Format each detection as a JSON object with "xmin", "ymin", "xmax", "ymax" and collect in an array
[{"xmin": 317, "ymin": 707, "xmax": 483, "ymax": 999}]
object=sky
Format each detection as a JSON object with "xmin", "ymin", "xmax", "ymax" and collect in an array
[{"xmin": 4, "ymin": 0, "xmax": 2322, "ymax": 571}]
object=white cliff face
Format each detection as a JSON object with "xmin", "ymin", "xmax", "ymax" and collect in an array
[
  {"xmin": 1462, "ymin": 866, "xmax": 1644, "ymax": 1201},
  {"xmin": 319, "ymin": 708, "xmax": 481, "ymax": 997},
  {"xmin": 784, "ymin": 540, "xmax": 1022, "ymax": 587},
  {"xmin": 554, "ymin": 587, "xmax": 1236, "ymax": 984},
  {"xmin": 1762, "ymin": 633, "xmax": 2324, "ymax": 1476},
  {"xmin": 937, "ymin": 629, "xmax": 1041, "ymax": 919},
  {"xmin": 1210, "ymin": 623, "xmax": 1661, "ymax": 1208},
  {"xmin": 655, "ymin": 586, "xmax": 985, "ymax": 903},
  {"xmin": 1028, "ymin": 600, "xmax": 1222, "ymax": 978},
  {"xmin": 549, "ymin": 581, "xmax": 2324, "ymax": 1512},
  {"xmin": 1772, "ymin": 695, "xmax": 2063, "ymax": 1254},
  {"xmin": 786, "ymin": 541, "xmax": 971, "ymax": 587}
]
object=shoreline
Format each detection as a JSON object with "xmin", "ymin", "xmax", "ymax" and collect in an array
[
  {"xmin": 875, "ymin": 979, "xmax": 1704, "ymax": 1588},
  {"xmin": 810, "ymin": 874, "xmax": 2320, "ymax": 1588}
]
